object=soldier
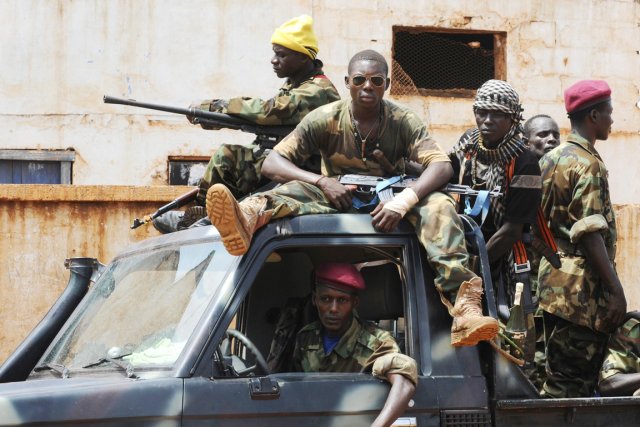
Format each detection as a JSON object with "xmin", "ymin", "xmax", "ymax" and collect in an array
[
  {"xmin": 292, "ymin": 262, "xmax": 417, "ymax": 427},
  {"xmin": 522, "ymin": 114, "xmax": 560, "ymax": 159},
  {"xmin": 449, "ymin": 79, "xmax": 541, "ymax": 268},
  {"xmin": 205, "ymin": 49, "xmax": 499, "ymax": 347},
  {"xmin": 598, "ymin": 312, "xmax": 640, "ymax": 396},
  {"xmin": 538, "ymin": 80, "xmax": 627, "ymax": 398},
  {"xmin": 153, "ymin": 15, "xmax": 340, "ymax": 233}
]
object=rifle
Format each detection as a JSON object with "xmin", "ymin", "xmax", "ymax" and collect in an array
[
  {"xmin": 130, "ymin": 188, "xmax": 198, "ymax": 229},
  {"xmin": 337, "ymin": 174, "xmax": 502, "ymax": 202},
  {"xmin": 103, "ymin": 95, "xmax": 295, "ymax": 150}
]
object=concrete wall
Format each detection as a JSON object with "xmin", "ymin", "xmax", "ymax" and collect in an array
[{"xmin": 1, "ymin": 0, "xmax": 638, "ymax": 201}]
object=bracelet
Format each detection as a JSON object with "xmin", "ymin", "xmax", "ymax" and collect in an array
[{"xmin": 313, "ymin": 175, "xmax": 325, "ymax": 187}]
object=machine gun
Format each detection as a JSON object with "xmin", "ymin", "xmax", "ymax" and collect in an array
[
  {"xmin": 338, "ymin": 174, "xmax": 502, "ymax": 202},
  {"xmin": 103, "ymin": 95, "xmax": 295, "ymax": 150}
]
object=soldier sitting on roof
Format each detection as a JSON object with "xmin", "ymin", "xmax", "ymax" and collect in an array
[
  {"xmin": 291, "ymin": 262, "xmax": 417, "ymax": 427},
  {"xmin": 153, "ymin": 15, "xmax": 339, "ymax": 233}
]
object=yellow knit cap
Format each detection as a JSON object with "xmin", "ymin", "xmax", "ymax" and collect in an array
[{"xmin": 271, "ymin": 15, "xmax": 319, "ymax": 59}]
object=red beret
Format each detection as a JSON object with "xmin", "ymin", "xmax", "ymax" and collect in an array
[
  {"xmin": 315, "ymin": 263, "xmax": 365, "ymax": 293},
  {"xmin": 564, "ymin": 80, "xmax": 611, "ymax": 114}
]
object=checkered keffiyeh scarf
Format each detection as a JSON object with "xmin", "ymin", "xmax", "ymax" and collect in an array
[{"xmin": 453, "ymin": 80, "xmax": 526, "ymax": 229}]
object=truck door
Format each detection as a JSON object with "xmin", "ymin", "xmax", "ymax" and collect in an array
[{"xmin": 183, "ymin": 237, "xmax": 437, "ymax": 426}]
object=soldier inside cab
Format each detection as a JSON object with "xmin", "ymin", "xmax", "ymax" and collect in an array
[{"xmin": 291, "ymin": 262, "xmax": 417, "ymax": 427}]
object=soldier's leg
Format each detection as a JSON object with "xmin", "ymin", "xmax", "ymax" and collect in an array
[
  {"xmin": 206, "ymin": 180, "xmax": 339, "ymax": 255},
  {"xmin": 196, "ymin": 144, "xmax": 268, "ymax": 205},
  {"xmin": 405, "ymin": 192, "xmax": 498, "ymax": 346},
  {"xmin": 542, "ymin": 311, "xmax": 609, "ymax": 398}
]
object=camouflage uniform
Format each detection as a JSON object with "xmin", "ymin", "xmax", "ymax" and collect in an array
[
  {"xmin": 292, "ymin": 314, "xmax": 418, "ymax": 384},
  {"xmin": 599, "ymin": 316, "xmax": 640, "ymax": 386},
  {"xmin": 255, "ymin": 99, "xmax": 478, "ymax": 301},
  {"xmin": 195, "ymin": 68, "xmax": 340, "ymax": 204},
  {"xmin": 538, "ymin": 132, "xmax": 616, "ymax": 398}
]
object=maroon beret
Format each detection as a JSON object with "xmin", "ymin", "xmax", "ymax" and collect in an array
[
  {"xmin": 315, "ymin": 263, "xmax": 365, "ymax": 293},
  {"xmin": 564, "ymin": 80, "xmax": 611, "ymax": 114}
]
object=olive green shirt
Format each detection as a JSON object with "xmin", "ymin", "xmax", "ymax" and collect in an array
[
  {"xmin": 292, "ymin": 315, "xmax": 417, "ymax": 384},
  {"xmin": 274, "ymin": 99, "xmax": 449, "ymax": 178}
]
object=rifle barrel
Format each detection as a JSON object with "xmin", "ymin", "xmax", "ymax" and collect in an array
[{"xmin": 103, "ymin": 95, "xmax": 294, "ymax": 137}]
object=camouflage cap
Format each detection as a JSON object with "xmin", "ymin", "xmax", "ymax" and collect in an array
[{"xmin": 315, "ymin": 263, "xmax": 365, "ymax": 294}]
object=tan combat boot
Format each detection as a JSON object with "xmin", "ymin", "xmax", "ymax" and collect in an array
[
  {"xmin": 206, "ymin": 184, "xmax": 272, "ymax": 256},
  {"xmin": 450, "ymin": 277, "xmax": 499, "ymax": 346}
]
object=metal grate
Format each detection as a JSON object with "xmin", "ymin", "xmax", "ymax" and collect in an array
[
  {"xmin": 440, "ymin": 409, "xmax": 492, "ymax": 426},
  {"xmin": 392, "ymin": 28, "xmax": 503, "ymax": 98}
]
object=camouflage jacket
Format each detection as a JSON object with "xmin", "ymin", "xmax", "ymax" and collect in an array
[
  {"xmin": 274, "ymin": 99, "xmax": 449, "ymax": 178},
  {"xmin": 199, "ymin": 67, "xmax": 340, "ymax": 125},
  {"xmin": 538, "ymin": 133, "xmax": 617, "ymax": 332},
  {"xmin": 599, "ymin": 315, "xmax": 640, "ymax": 382},
  {"xmin": 292, "ymin": 314, "xmax": 417, "ymax": 384}
]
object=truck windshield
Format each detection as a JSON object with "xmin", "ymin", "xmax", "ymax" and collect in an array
[{"xmin": 36, "ymin": 241, "xmax": 235, "ymax": 374}]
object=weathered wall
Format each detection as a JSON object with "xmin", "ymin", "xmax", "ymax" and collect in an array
[
  {"xmin": 1, "ymin": 0, "xmax": 638, "ymax": 201},
  {"xmin": 0, "ymin": 185, "xmax": 189, "ymax": 363}
]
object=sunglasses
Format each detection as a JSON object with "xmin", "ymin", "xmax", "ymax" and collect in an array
[{"xmin": 350, "ymin": 74, "xmax": 386, "ymax": 87}]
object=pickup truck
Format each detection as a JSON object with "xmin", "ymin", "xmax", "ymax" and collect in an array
[{"xmin": 0, "ymin": 213, "xmax": 638, "ymax": 426}]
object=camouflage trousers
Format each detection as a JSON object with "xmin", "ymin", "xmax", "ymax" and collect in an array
[
  {"xmin": 196, "ymin": 144, "xmax": 269, "ymax": 205},
  {"xmin": 541, "ymin": 311, "xmax": 609, "ymax": 398},
  {"xmin": 252, "ymin": 180, "xmax": 477, "ymax": 300}
]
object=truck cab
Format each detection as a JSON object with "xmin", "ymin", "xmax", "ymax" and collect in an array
[{"xmin": 0, "ymin": 214, "xmax": 638, "ymax": 426}]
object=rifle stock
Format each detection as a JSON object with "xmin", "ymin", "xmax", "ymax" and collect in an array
[
  {"xmin": 131, "ymin": 188, "xmax": 199, "ymax": 229},
  {"xmin": 103, "ymin": 95, "xmax": 295, "ymax": 147}
]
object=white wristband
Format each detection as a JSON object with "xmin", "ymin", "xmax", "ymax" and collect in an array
[{"xmin": 382, "ymin": 188, "xmax": 419, "ymax": 217}]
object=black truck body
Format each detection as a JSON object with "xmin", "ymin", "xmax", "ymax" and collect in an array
[{"xmin": 0, "ymin": 214, "xmax": 637, "ymax": 426}]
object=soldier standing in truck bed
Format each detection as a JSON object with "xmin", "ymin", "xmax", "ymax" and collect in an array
[
  {"xmin": 538, "ymin": 80, "xmax": 627, "ymax": 398},
  {"xmin": 153, "ymin": 14, "xmax": 340, "ymax": 233}
]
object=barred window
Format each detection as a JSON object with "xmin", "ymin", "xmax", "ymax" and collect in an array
[
  {"xmin": 168, "ymin": 156, "xmax": 209, "ymax": 186},
  {"xmin": 391, "ymin": 27, "xmax": 506, "ymax": 98}
]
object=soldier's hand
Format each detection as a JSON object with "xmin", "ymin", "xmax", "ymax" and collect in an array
[
  {"xmin": 186, "ymin": 101, "xmax": 201, "ymax": 124},
  {"xmin": 370, "ymin": 202, "xmax": 403, "ymax": 233},
  {"xmin": 317, "ymin": 176, "xmax": 352, "ymax": 212},
  {"xmin": 187, "ymin": 101, "xmax": 222, "ymax": 130}
]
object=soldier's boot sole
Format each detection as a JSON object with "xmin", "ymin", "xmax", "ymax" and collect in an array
[
  {"xmin": 451, "ymin": 317, "xmax": 499, "ymax": 347},
  {"xmin": 206, "ymin": 184, "xmax": 250, "ymax": 256}
]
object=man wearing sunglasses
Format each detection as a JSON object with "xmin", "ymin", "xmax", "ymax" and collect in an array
[
  {"xmin": 152, "ymin": 15, "xmax": 340, "ymax": 233},
  {"xmin": 205, "ymin": 49, "xmax": 498, "ymax": 347}
]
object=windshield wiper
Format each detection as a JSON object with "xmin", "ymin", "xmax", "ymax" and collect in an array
[
  {"xmin": 34, "ymin": 362, "xmax": 70, "ymax": 379},
  {"xmin": 82, "ymin": 353, "xmax": 137, "ymax": 378}
]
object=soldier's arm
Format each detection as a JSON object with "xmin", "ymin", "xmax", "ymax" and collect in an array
[
  {"xmin": 219, "ymin": 80, "xmax": 338, "ymax": 125},
  {"xmin": 371, "ymin": 160, "xmax": 452, "ymax": 233},
  {"xmin": 371, "ymin": 372, "xmax": 416, "ymax": 427},
  {"xmin": 486, "ymin": 222, "xmax": 524, "ymax": 263}
]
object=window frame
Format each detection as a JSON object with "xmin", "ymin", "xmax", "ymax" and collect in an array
[
  {"xmin": 391, "ymin": 26, "xmax": 507, "ymax": 98},
  {"xmin": 0, "ymin": 149, "xmax": 75, "ymax": 184}
]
